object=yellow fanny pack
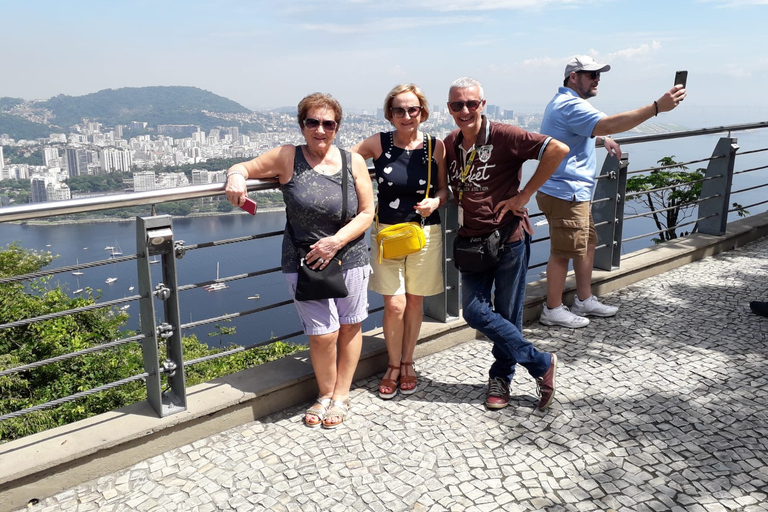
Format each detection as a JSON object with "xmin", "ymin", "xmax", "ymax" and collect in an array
[{"xmin": 374, "ymin": 134, "xmax": 432, "ymax": 264}]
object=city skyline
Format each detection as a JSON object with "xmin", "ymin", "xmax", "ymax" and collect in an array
[{"xmin": 2, "ymin": 1, "xmax": 767, "ymax": 127}]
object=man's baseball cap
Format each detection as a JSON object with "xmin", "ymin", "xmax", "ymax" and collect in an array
[{"xmin": 564, "ymin": 55, "xmax": 611, "ymax": 78}]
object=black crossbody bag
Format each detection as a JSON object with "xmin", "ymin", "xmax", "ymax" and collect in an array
[{"xmin": 292, "ymin": 151, "xmax": 350, "ymax": 302}]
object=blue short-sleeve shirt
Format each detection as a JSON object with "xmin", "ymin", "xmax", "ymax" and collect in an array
[{"xmin": 538, "ymin": 87, "xmax": 606, "ymax": 201}]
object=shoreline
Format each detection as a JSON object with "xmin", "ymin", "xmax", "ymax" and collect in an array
[{"xmin": 15, "ymin": 206, "xmax": 287, "ymax": 226}]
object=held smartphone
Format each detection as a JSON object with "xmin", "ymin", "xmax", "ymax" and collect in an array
[
  {"xmin": 239, "ymin": 197, "xmax": 257, "ymax": 215},
  {"xmin": 674, "ymin": 70, "xmax": 688, "ymax": 88}
]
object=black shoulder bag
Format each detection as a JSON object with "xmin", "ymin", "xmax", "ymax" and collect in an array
[{"xmin": 293, "ymin": 150, "xmax": 350, "ymax": 302}]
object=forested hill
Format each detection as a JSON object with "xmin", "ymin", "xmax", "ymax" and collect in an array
[{"xmin": 0, "ymin": 86, "xmax": 265, "ymax": 138}]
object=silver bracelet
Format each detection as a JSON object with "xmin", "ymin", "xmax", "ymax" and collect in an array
[{"xmin": 226, "ymin": 171, "xmax": 245, "ymax": 181}]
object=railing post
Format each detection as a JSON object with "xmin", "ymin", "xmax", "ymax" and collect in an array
[
  {"xmin": 592, "ymin": 154, "xmax": 628, "ymax": 271},
  {"xmin": 424, "ymin": 202, "xmax": 460, "ymax": 322},
  {"xmin": 136, "ymin": 215, "xmax": 187, "ymax": 417},
  {"xmin": 698, "ymin": 137, "xmax": 739, "ymax": 236}
]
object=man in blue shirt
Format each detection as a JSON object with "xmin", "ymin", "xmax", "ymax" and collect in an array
[{"xmin": 537, "ymin": 55, "xmax": 686, "ymax": 328}]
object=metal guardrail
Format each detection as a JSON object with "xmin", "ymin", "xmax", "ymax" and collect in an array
[{"xmin": 1, "ymin": 122, "xmax": 767, "ymax": 426}]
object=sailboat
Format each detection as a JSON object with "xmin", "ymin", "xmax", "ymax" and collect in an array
[
  {"xmin": 149, "ymin": 255, "xmax": 160, "ymax": 264},
  {"xmin": 73, "ymin": 277, "xmax": 83, "ymax": 295},
  {"xmin": 110, "ymin": 240, "xmax": 123, "ymax": 258},
  {"xmin": 105, "ymin": 277, "xmax": 117, "ymax": 284},
  {"xmin": 72, "ymin": 258, "xmax": 84, "ymax": 276},
  {"xmin": 204, "ymin": 262, "xmax": 228, "ymax": 291}
]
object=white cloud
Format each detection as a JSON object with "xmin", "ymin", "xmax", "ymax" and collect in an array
[
  {"xmin": 607, "ymin": 41, "xmax": 663, "ymax": 60},
  {"xmin": 398, "ymin": 0, "xmax": 602, "ymax": 11},
  {"xmin": 698, "ymin": 0, "xmax": 768, "ymax": 6}
]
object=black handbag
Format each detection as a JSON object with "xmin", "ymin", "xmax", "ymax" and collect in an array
[
  {"xmin": 294, "ymin": 246, "xmax": 348, "ymax": 301},
  {"xmin": 293, "ymin": 150, "xmax": 350, "ymax": 302}
]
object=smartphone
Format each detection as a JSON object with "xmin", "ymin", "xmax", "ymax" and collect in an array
[
  {"xmin": 674, "ymin": 70, "xmax": 688, "ymax": 88},
  {"xmin": 239, "ymin": 197, "xmax": 257, "ymax": 215}
]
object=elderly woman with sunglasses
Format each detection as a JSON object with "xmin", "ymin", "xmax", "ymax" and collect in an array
[
  {"xmin": 352, "ymin": 84, "xmax": 448, "ymax": 400},
  {"xmin": 225, "ymin": 92, "xmax": 374, "ymax": 429}
]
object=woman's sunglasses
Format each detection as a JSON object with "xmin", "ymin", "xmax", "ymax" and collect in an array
[
  {"xmin": 303, "ymin": 118, "xmax": 338, "ymax": 131},
  {"xmin": 391, "ymin": 106, "xmax": 423, "ymax": 118}
]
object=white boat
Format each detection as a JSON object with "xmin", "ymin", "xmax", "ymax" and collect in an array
[
  {"xmin": 104, "ymin": 246, "xmax": 114, "ymax": 251},
  {"xmin": 120, "ymin": 305, "xmax": 131, "ymax": 310},
  {"xmin": 204, "ymin": 262, "xmax": 228, "ymax": 291},
  {"xmin": 149, "ymin": 256, "xmax": 160, "ymax": 264},
  {"xmin": 72, "ymin": 258, "xmax": 84, "ymax": 276},
  {"xmin": 105, "ymin": 277, "xmax": 117, "ymax": 284},
  {"xmin": 248, "ymin": 294, "xmax": 260, "ymax": 300},
  {"xmin": 128, "ymin": 285, "xmax": 135, "ymax": 291},
  {"xmin": 73, "ymin": 288, "xmax": 84, "ymax": 294}
]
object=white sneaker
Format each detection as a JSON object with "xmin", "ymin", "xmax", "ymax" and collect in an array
[
  {"xmin": 572, "ymin": 296, "xmax": 618, "ymax": 318},
  {"xmin": 540, "ymin": 305, "xmax": 590, "ymax": 328}
]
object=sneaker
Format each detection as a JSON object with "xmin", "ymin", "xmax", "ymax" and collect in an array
[
  {"xmin": 540, "ymin": 304, "xmax": 590, "ymax": 328},
  {"xmin": 750, "ymin": 301, "xmax": 768, "ymax": 318},
  {"xmin": 572, "ymin": 295, "xmax": 618, "ymax": 318},
  {"xmin": 485, "ymin": 377, "xmax": 510, "ymax": 410},
  {"xmin": 536, "ymin": 353, "xmax": 558, "ymax": 410}
]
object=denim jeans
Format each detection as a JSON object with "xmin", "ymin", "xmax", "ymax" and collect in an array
[{"xmin": 461, "ymin": 235, "xmax": 550, "ymax": 383}]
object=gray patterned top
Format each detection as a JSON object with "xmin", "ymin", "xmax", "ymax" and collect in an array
[{"xmin": 280, "ymin": 146, "xmax": 369, "ymax": 272}]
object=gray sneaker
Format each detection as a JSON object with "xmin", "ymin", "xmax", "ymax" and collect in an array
[
  {"xmin": 540, "ymin": 305, "xmax": 590, "ymax": 328},
  {"xmin": 572, "ymin": 295, "xmax": 618, "ymax": 318}
]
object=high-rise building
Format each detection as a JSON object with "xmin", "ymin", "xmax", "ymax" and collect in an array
[
  {"xmin": 43, "ymin": 147, "xmax": 60, "ymax": 168},
  {"xmin": 64, "ymin": 148, "xmax": 88, "ymax": 177},
  {"xmin": 30, "ymin": 176, "xmax": 48, "ymax": 203},
  {"xmin": 101, "ymin": 148, "xmax": 133, "ymax": 173},
  {"xmin": 0, "ymin": 146, "xmax": 4, "ymax": 175},
  {"xmin": 133, "ymin": 171, "xmax": 156, "ymax": 192}
]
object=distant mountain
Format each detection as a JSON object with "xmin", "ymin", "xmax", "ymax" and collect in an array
[{"xmin": 0, "ymin": 86, "xmax": 265, "ymax": 139}]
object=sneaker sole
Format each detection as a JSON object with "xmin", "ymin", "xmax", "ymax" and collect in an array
[
  {"xmin": 572, "ymin": 310, "xmax": 617, "ymax": 318},
  {"xmin": 538, "ymin": 354, "xmax": 558, "ymax": 411},
  {"xmin": 539, "ymin": 317, "xmax": 590, "ymax": 328},
  {"xmin": 484, "ymin": 401, "xmax": 509, "ymax": 410}
]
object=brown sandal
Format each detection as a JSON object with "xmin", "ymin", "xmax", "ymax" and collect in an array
[
  {"xmin": 399, "ymin": 361, "xmax": 418, "ymax": 395},
  {"xmin": 378, "ymin": 364, "xmax": 400, "ymax": 399}
]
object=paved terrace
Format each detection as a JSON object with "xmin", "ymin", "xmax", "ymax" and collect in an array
[{"xmin": 4, "ymin": 223, "xmax": 768, "ymax": 512}]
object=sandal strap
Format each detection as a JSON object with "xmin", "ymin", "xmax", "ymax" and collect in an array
[
  {"xmin": 325, "ymin": 399, "xmax": 349, "ymax": 419},
  {"xmin": 400, "ymin": 361, "xmax": 414, "ymax": 367},
  {"xmin": 306, "ymin": 397, "xmax": 331, "ymax": 417}
]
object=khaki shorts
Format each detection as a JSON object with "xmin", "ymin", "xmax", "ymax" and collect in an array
[
  {"xmin": 369, "ymin": 222, "xmax": 444, "ymax": 297},
  {"xmin": 536, "ymin": 192, "xmax": 597, "ymax": 260}
]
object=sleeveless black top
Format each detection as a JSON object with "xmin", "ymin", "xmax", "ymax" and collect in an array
[
  {"xmin": 372, "ymin": 131, "xmax": 440, "ymax": 226},
  {"xmin": 280, "ymin": 146, "xmax": 369, "ymax": 272}
]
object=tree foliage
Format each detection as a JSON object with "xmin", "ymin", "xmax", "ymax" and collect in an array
[
  {"xmin": 0, "ymin": 243, "xmax": 305, "ymax": 442},
  {"xmin": 626, "ymin": 156, "xmax": 705, "ymax": 243},
  {"xmin": 626, "ymin": 156, "xmax": 749, "ymax": 243}
]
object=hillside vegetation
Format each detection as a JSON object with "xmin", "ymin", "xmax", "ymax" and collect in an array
[{"xmin": 0, "ymin": 86, "xmax": 265, "ymax": 138}]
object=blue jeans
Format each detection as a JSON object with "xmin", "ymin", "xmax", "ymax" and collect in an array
[{"xmin": 461, "ymin": 235, "xmax": 550, "ymax": 383}]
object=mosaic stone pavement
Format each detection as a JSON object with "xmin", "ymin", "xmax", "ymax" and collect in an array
[{"xmin": 22, "ymin": 237, "xmax": 768, "ymax": 512}]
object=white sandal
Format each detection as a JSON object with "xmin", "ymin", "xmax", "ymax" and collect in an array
[
  {"xmin": 304, "ymin": 397, "xmax": 331, "ymax": 428},
  {"xmin": 321, "ymin": 399, "xmax": 349, "ymax": 429}
]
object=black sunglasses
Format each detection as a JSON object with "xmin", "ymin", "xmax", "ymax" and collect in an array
[
  {"xmin": 577, "ymin": 71, "xmax": 601, "ymax": 80},
  {"xmin": 448, "ymin": 100, "xmax": 483, "ymax": 113},
  {"xmin": 391, "ymin": 105, "xmax": 423, "ymax": 118},
  {"xmin": 303, "ymin": 118, "xmax": 338, "ymax": 131}
]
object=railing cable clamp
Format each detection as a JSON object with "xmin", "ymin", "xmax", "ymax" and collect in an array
[
  {"xmin": 162, "ymin": 359, "xmax": 177, "ymax": 377},
  {"xmin": 174, "ymin": 240, "xmax": 186, "ymax": 259},
  {"xmin": 154, "ymin": 283, "xmax": 171, "ymax": 301},
  {"xmin": 157, "ymin": 323, "xmax": 174, "ymax": 340}
]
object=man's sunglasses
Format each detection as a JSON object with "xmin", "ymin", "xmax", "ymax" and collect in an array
[
  {"xmin": 577, "ymin": 71, "xmax": 601, "ymax": 80},
  {"xmin": 448, "ymin": 100, "xmax": 483, "ymax": 113},
  {"xmin": 391, "ymin": 106, "xmax": 423, "ymax": 118},
  {"xmin": 303, "ymin": 118, "xmax": 338, "ymax": 131}
]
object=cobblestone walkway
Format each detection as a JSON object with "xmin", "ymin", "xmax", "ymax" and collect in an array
[{"xmin": 23, "ymin": 237, "xmax": 768, "ymax": 512}]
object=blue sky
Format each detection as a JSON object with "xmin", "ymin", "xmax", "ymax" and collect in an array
[{"xmin": 2, "ymin": 0, "xmax": 767, "ymax": 124}]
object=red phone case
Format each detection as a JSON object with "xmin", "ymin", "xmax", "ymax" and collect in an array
[{"xmin": 239, "ymin": 198, "xmax": 257, "ymax": 215}]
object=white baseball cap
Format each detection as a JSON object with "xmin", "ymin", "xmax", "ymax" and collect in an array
[{"xmin": 564, "ymin": 55, "xmax": 611, "ymax": 78}]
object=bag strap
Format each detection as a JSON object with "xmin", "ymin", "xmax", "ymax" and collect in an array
[{"xmin": 340, "ymin": 148, "xmax": 348, "ymax": 226}]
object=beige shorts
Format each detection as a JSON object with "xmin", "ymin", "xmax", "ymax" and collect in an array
[
  {"xmin": 536, "ymin": 192, "xmax": 597, "ymax": 260},
  {"xmin": 369, "ymin": 222, "xmax": 444, "ymax": 297}
]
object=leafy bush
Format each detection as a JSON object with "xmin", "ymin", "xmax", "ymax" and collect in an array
[{"xmin": 0, "ymin": 242, "xmax": 305, "ymax": 442}]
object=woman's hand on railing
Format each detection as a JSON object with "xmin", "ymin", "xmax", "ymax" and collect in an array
[{"xmin": 224, "ymin": 166, "xmax": 249, "ymax": 207}]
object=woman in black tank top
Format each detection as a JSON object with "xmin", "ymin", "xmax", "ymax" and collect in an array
[
  {"xmin": 352, "ymin": 84, "xmax": 449, "ymax": 400},
  {"xmin": 225, "ymin": 93, "xmax": 374, "ymax": 429}
]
